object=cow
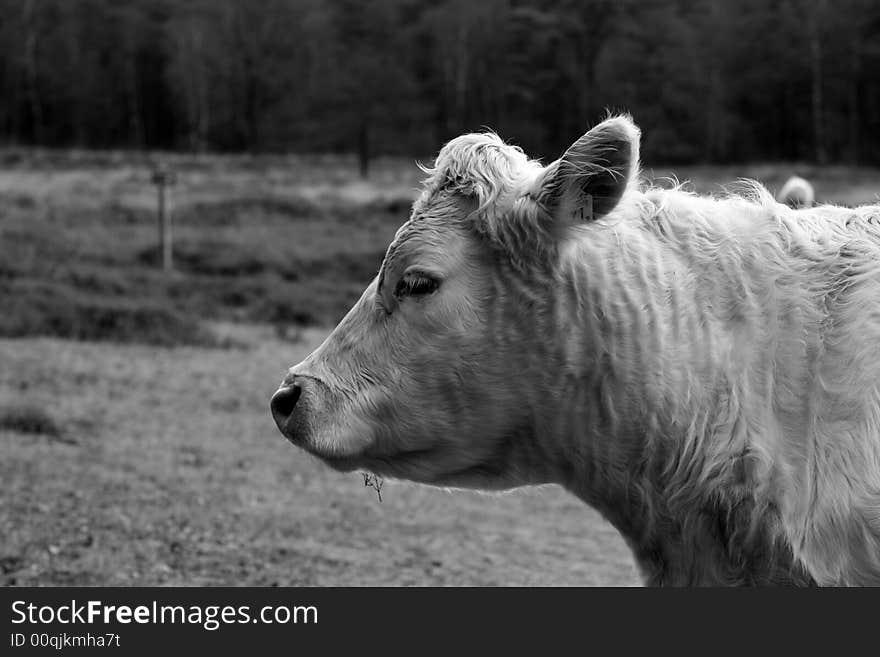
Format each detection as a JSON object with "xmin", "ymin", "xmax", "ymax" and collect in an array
[
  {"xmin": 271, "ymin": 115, "xmax": 880, "ymax": 586},
  {"xmin": 778, "ymin": 175, "xmax": 815, "ymax": 209}
]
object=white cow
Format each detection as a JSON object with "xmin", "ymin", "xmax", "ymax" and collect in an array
[
  {"xmin": 272, "ymin": 116, "xmax": 880, "ymax": 586},
  {"xmin": 778, "ymin": 175, "xmax": 815, "ymax": 208}
]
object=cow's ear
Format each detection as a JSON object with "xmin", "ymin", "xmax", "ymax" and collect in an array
[{"xmin": 532, "ymin": 115, "xmax": 640, "ymax": 223}]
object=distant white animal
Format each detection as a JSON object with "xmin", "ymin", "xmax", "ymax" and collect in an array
[{"xmin": 778, "ymin": 175, "xmax": 815, "ymax": 208}]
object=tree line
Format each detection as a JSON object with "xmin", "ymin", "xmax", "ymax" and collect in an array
[{"xmin": 1, "ymin": 0, "xmax": 878, "ymax": 169}]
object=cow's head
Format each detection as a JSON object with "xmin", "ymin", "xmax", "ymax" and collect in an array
[{"xmin": 271, "ymin": 116, "xmax": 640, "ymax": 489}]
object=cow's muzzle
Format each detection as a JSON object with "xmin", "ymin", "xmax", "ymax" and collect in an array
[
  {"xmin": 270, "ymin": 375, "xmax": 312, "ymax": 443},
  {"xmin": 270, "ymin": 373, "xmax": 372, "ymax": 462}
]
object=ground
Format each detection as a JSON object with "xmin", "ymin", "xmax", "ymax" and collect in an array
[{"xmin": 1, "ymin": 150, "xmax": 877, "ymax": 586}]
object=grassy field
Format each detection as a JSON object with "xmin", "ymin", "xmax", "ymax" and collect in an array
[
  {"xmin": 1, "ymin": 150, "xmax": 878, "ymax": 586},
  {"xmin": 0, "ymin": 327, "xmax": 639, "ymax": 586},
  {"xmin": 0, "ymin": 153, "xmax": 416, "ymax": 344}
]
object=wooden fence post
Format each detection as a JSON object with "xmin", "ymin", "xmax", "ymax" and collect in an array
[{"xmin": 151, "ymin": 166, "xmax": 177, "ymax": 272}]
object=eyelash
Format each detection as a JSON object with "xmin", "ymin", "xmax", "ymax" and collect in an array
[{"xmin": 394, "ymin": 273, "xmax": 439, "ymax": 299}]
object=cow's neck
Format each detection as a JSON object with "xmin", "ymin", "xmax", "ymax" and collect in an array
[
  {"xmin": 531, "ymin": 233, "xmax": 815, "ymax": 586},
  {"xmin": 560, "ymin": 465, "xmax": 815, "ymax": 586}
]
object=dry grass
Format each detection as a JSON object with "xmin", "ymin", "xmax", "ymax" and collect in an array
[
  {"xmin": 0, "ymin": 404, "xmax": 64, "ymax": 439},
  {"xmin": 0, "ymin": 156, "xmax": 413, "ymax": 345}
]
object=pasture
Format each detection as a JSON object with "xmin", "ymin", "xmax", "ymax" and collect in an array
[{"xmin": 1, "ymin": 150, "xmax": 877, "ymax": 586}]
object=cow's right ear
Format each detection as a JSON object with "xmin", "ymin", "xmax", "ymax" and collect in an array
[{"xmin": 531, "ymin": 115, "xmax": 640, "ymax": 224}]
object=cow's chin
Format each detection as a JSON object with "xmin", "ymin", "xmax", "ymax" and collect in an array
[{"xmin": 305, "ymin": 437, "xmax": 520, "ymax": 491}]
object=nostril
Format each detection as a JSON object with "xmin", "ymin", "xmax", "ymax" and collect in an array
[{"xmin": 271, "ymin": 384, "xmax": 302, "ymax": 421}]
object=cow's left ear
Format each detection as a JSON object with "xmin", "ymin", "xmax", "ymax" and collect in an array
[{"xmin": 531, "ymin": 115, "xmax": 640, "ymax": 224}]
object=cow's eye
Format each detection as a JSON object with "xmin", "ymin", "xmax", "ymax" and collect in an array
[{"xmin": 394, "ymin": 271, "xmax": 439, "ymax": 299}]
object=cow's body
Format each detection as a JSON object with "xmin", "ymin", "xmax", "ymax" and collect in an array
[
  {"xmin": 548, "ymin": 187, "xmax": 880, "ymax": 585},
  {"xmin": 271, "ymin": 116, "xmax": 880, "ymax": 586}
]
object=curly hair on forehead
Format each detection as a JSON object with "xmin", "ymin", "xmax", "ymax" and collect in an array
[
  {"xmin": 412, "ymin": 132, "xmax": 559, "ymax": 270},
  {"xmin": 415, "ymin": 132, "xmax": 543, "ymax": 212}
]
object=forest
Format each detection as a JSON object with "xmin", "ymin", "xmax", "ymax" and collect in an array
[{"xmin": 0, "ymin": 0, "xmax": 879, "ymax": 168}]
